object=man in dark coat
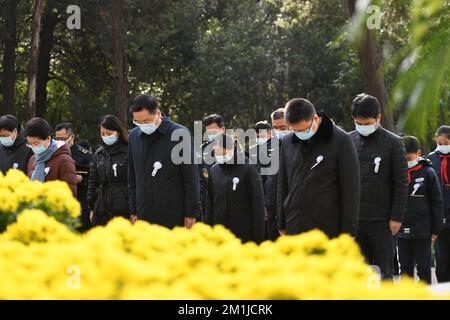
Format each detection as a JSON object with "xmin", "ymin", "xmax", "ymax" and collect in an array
[
  {"xmin": 249, "ymin": 119, "xmax": 281, "ymax": 241},
  {"xmin": 263, "ymin": 108, "xmax": 291, "ymax": 241},
  {"xmin": 55, "ymin": 123, "xmax": 92, "ymax": 231},
  {"xmin": 428, "ymin": 125, "xmax": 450, "ymax": 283},
  {"xmin": 197, "ymin": 114, "xmax": 225, "ymax": 222},
  {"xmin": 277, "ymin": 98, "xmax": 361, "ymax": 239},
  {"xmin": 0, "ymin": 115, "xmax": 33, "ymax": 174},
  {"xmin": 349, "ymin": 93, "xmax": 408, "ymax": 280},
  {"xmin": 128, "ymin": 94, "xmax": 200, "ymax": 229},
  {"xmin": 397, "ymin": 136, "xmax": 444, "ymax": 284}
]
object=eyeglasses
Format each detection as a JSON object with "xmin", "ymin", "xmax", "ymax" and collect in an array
[
  {"xmin": 133, "ymin": 119, "xmax": 154, "ymax": 125},
  {"xmin": 291, "ymin": 120, "xmax": 314, "ymax": 133},
  {"xmin": 26, "ymin": 143, "xmax": 44, "ymax": 148}
]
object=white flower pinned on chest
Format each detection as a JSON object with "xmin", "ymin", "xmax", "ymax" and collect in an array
[
  {"xmin": 152, "ymin": 161, "xmax": 162, "ymax": 177},
  {"xmin": 44, "ymin": 167, "xmax": 50, "ymax": 176},
  {"xmin": 232, "ymin": 177, "xmax": 240, "ymax": 191},
  {"xmin": 311, "ymin": 155, "xmax": 324, "ymax": 169},
  {"xmin": 112, "ymin": 163, "xmax": 118, "ymax": 177},
  {"xmin": 412, "ymin": 183, "xmax": 421, "ymax": 196},
  {"xmin": 374, "ymin": 157, "xmax": 382, "ymax": 173},
  {"xmin": 13, "ymin": 163, "xmax": 19, "ymax": 169}
]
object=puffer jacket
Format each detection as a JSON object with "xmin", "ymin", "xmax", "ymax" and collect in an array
[
  {"xmin": 27, "ymin": 142, "xmax": 77, "ymax": 196},
  {"xmin": 87, "ymin": 141, "xmax": 129, "ymax": 226}
]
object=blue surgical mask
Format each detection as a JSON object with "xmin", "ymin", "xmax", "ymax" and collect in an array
[
  {"xmin": 215, "ymin": 153, "xmax": 234, "ymax": 164},
  {"xmin": 274, "ymin": 130, "xmax": 289, "ymax": 140},
  {"xmin": 102, "ymin": 134, "xmax": 118, "ymax": 146},
  {"xmin": 408, "ymin": 159, "xmax": 419, "ymax": 169},
  {"xmin": 294, "ymin": 119, "xmax": 316, "ymax": 141},
  {"xmin": 295, "ymin": 120, "xmax": 317, "ymax": 141},
  {"xmin": 355, "ymin": 124, "xmax": 377, "ymax": 137},
  {"xmin": 0, "ymin": 135, "xmax": 15, "ymax": 147},
  {"xmin": 31, "ymin": 144, "xmax": 47, "ymax": 155},
  {"xmin": 134, "ymin": 120, "xmax": 157, "ymax": 135},
  {"xmin": 436, "ymin": 145, "xmax": 450, "ymax": 155}
]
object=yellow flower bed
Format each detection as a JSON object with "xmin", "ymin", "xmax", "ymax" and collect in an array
[
  {"xmin": 0, "ymin": 170, "xmax": 81, "ymax": 231},
  {"xmin": 0, "ymin": 210, "xmax": 447, "ymax": 300}
]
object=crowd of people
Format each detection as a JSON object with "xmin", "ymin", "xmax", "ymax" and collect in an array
[{"xmin": 0, "ymin": 92, "xmax": 449, "ymax": 285}]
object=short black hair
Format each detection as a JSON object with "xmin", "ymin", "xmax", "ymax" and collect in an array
[
  {"xmin": 24, "ymin": 117, "xmax": 52, "ymax": 140},
  {"xmin": 351, "ymin": 93, "xmax": 380, "ymax": 119},
  {"xmin": 129, "ymin": 94, "xmax": 158, "ymax": 113},
  {"xmin": 271, "ymin": 108, "xmax": 285, "ymax": 121},
  {"xmin": 0, "ymin": 115, "xmax": 20, "ymax": 132},
  {"xmin": 55, "ymin": 122, "xmax": 73, "ymax": 134},
  {"xmin": 203, "ymin": 114, "xmax": 225, "ymax": 128},
  {"xmin": 254, "ymin": 120, "xmax": 271, "ymax": 132},
  {"xmin": 285, "ymin": 98, "xmax": 316, "ymax": 124},
  {"xmin": 213, "ymin": 133, "xmax": 235, "ymax": 150},
  {"xmin": 403, "ymin": 136, "xmax": 420, "ymax": 154},
  {"xmin": 436, "ymin": 125, "xmax": 450, "ymax": 140}
]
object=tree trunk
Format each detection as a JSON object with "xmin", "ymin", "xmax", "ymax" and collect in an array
[
  {"xmin": 26, "ymin": 0, "xmax": 46, "ymax": 120},
  {"xmin": 1, "ymin": 0, "xmax": 19, "ymax": 115},
  {"xmin": 348, "ymin": 0, "xmax": 395, "ymax": 132},
  {"xmin": 36, "ymin": 5, "xmax": 57, "ymax": 118},
  {"xmin": 112, "ymin": 0, "xmax": 128, "ymax": 125}
]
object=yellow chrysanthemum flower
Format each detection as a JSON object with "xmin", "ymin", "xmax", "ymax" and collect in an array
[{"xmin": 0, "ymin": 214, "xmax": 448, "ymax": 300}]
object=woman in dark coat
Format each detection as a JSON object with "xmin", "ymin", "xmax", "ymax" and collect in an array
[
  {"xmin": 0, "ymin": 115, "xmax": 33, "ymax": 174},
  {"xmin": 88, "ymin": 115, "xmax": 129, "ymax": 226},
  {"xmin": 205, "ymin": 134, "xmax": 265, "ymax": 244}
]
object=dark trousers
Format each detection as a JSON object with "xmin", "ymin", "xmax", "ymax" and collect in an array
[
  {"xmin": 393, "ymin": 237, "xmax": 400, "ymax": 276},
  {"xmin": 357, "ymin": 221, "xmax": 394, "ymax": 279},
  {"xmin": 265, "ymin": 209, "xmax": 279, "ymax": 241},
  {"xmin": 77, "ymin": 186, "xmax": 92, "ymax": 232},
  {"xmin": 397, "ymin": 238, "xmax": 432, "ymax": 284},
  {"xmin": 436, "ymin": 228, "xmax": 450, "ymax": 283}
]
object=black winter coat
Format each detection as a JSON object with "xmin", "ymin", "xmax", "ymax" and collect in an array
[
  {"xmin": 249, "ymin": 138, "xmax": 281, "ymax": 215},
  {"xmin": 205, "ymin": 159, "xmax": 265, "ymax": 243},
  {"xmin": 88, "ymin": 141, "xmax": 129, "ymax": 226},
  {"xmin": 128, "ymin": 117, "xmax": 200, "ymax": 228},
  {"xmin": 277, "ymin": 113, "xmax": 361, "ymax": 238},
  {"xmin": 398, "ymin": 158, "xmax": 444, "ymax": 239},
  {"xmin": 428, "ymin": 151, "xmax": 450, "ymax": 228},
  {"xmin": 198, "ymin": 140, "xmax": 215, "ymax": 221},
  {"xmin": 0, "ymin": 135, "xmax": 33, "ymax": 174},
  {"xmin": 350, "ymin": 126, "xmax": 408, "ymax": 222}
]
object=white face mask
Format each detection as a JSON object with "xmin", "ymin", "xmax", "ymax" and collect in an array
[
  {"xmin": 0, "ymin": 135, "xmax": 15, "ymax": 147},
  {"xmin": 215, "ymin": 153, "xmax": 233, "ymax": 164},
  {"xmin": 207, "ymin": 133, "xmax": 219, "ymax": 142},
  {"xmin": 355, "ymin": 123, "xmax": 377, "ymax": 137},
  {"xmin": 256, "ymin": 137, "xmax": 268, "ymax": 145},
  {"xmin": 408, "ymin": 159, "xmax": 419, "ymax": 169},
  {"xmin": 134, "ymin": 120, "xmax": 157, "ymax": 135},
  {"xmin": 437, "ymin": 145, "xmax": 450, "ymax": 155}
]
